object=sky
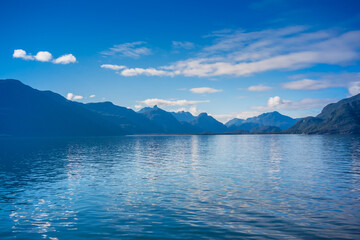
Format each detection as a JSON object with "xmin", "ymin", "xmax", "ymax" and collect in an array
[{"xmin": 1, "ymin": 0, "xmax": 360, "ymax": 123}]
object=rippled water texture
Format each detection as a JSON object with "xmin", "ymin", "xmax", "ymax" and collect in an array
[{"xmin": 0, "ymin": 135, "xmax": 360, "ymax": 239}]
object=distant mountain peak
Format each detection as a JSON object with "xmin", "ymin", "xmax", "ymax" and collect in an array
[
  {"xmin": 171, "ymin": 110, "xmax": 195, "ymax": 123},
  {"xmin": 198, "ymin": 112, "xmax": 208, "ymax": 117},
  {"xmin": 226, "ymin": 111, "xmax": 297, "ymax": 131},
  {"xmin": 191, "ymin": 112, "xmax": 227, "ymax": 133},
  {"xmin": 286, "ymin": 93, "xmax": 360, "ymax": 134},
  {"xmin": 138, "ymin": 105, "xmax": 163, "ymax": 113},
  {"xmin": 257, "ymin": 111, "xmax": 281, "ymax": 117},
  {"xmin": 3, "ymin": 79, "xmax": 23, "ymax": 83},
  {"xmin": 98, "ymin": 101, "xmax": 115, "ymax": 106}
]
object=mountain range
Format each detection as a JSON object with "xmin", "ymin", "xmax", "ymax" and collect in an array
[
  {"xmin": 1, "ymin": 79, "xmax": 359, "ymax": 136},
  {"xmin": 225, "ymin": 111, "xmax": 298, "ymax": 132},
  {"xmin": 0, "ymin": 79, "xmax": 123, "ymax": 137},
  {"xmin": 285, "ymin": 93, "xmax": 360, "ymax": 134}
]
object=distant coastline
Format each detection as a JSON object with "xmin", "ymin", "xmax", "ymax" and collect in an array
[{"xmin": 1, "ymin": 79, "xmax": 360, "ymax": 137}]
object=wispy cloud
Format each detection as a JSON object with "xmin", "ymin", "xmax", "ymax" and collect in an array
[
  {"xmin": 282, "ymin": 79, "xmax": 339, "ymax": 90},
  {"xmin": 248, "ymin": 84, "xmax": 272, "ymax": 92},
  {"xmin": 173, "ymin": 106, "xmax": 201, "ymax": 116},
  {"xmin": 89, "ymin": 94, "xmax": 96, "ymax": 98},
  {"xmin": 13, "ymin": 49, "xmax": 76, "ymax": 64},
  {"xmin": 134, "ymin": 104, "xmax": 143, "ymax": 110},
  {"xmin": 252, "ymin": 96, "xmax": 334, "ymax": 111},
  {"xmin": 101, "ymin": 64, "xmax": 126, "ymax": 70},
  {"xmin": 66, "ymin": 93, "xmax": 83, "ymax": 101},
  {"xmin": 121, "ymin": 68, "xmax": 174, "ymax": 77},
  {"xmin": 114, "ymin": 27, "xmax": 360, "ymax": 77},
  {"xmin": 282, "ymin": 72, "xmax": 360, "ymax": 95},
  {"xmin": 190, "ymin": 87, "xmax": 223, "ymax": 94},
  {"xmin": 100, "ymin": 64, "xmax": 175, "ymax": 76},
  {"xmin": 138, "ymin": 98, "xmax": 209, "ymax": 107},
  {"xmin": 101, "ymin": 41, "xmax": 151, "ymax": 58},
  {"xmin": 212, "ymin": 111, "xmax": 261, "ymax": 123},
  {"xmin": 172, "ymin": 41, "xmax": 195, "ymax": 49}
]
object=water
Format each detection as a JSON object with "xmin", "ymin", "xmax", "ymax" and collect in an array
[{"xmin": 0, "ymin": 135, "xmax": 359, "ymax": 239}]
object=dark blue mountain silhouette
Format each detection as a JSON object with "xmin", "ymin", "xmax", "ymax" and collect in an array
[
  {"xmin": 140, "ymin": 105, "xmax": 200, "ymax": 133},
  {"xmin": 286, "ymin": 93, "xmax": 360, "ymax": 134},
  {"xmin": 227, "ymin": 122, "xmax": 261, "ymax": 132},
  {"xmin": 246, "ymin": 111, "xmax": 297, "ymax": 130},
  {"xmin": 171, "ymin": 111, "xmax": 196, "ymax": 122},
  {"xmin": 137, "ymin": 106, "xmax": 154, "ymax": 114},
  {"xmin": 226, "ymin": 111, "xmax": 297, "ymax": 132},
  {"xmin": 85, "ymin": 102, "xmax": 162, "ymax": 134},
  {"xmin": 225, "ymin": 118, "xmax": 244, "ymax": 127},
  {"xmin": 190, "ymin": 113, "xmax": 227, "ymax": 133},
  {"xmin": 0, "ymin": 79, "xmax": 124, "ymax": 137},
  {"xmin": 250, "ymin": 126, "xmax": 282, "ymax": 134},
  {"xmin": 3, "ymin": 79, "xmax": 357, "ymax": 136}
]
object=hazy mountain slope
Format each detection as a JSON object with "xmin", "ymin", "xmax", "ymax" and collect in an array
[
  {"xmin": 137, "ymin": 107, "xmax": 154, "ymax": 114},
  {"xmin": 190, "ymin": 113, "xmax": 228, "ymax": 133},
  {"xmin": 85, "ymin": 102, "xmax": 162, "ymax": 134},
  {"xmin": 245, "ymin": 111, "xmax": 297, "ymax": 130},
  {"xmin": 225, "ymin": 118, "xmax": 244, "ymax": 127},
  {"xmin": 227, "ymin": 122, "xmax": 261, "ymax": 132},
  {"xmin": 171, "ymin": 111, "xmax": 196, "ymax": 122},
  {"xmin": 140, "ymin": 106, "xmax": 192, "ymax": 133},
  {"xmin": 286, "ymin": 94, "xmax": 360, "ymax": 134},
  {"xmin": 226, "ymin": 111, "xmax": 297, "ymax": 131},
  {"xmin": 250, "ymin": 126, "xmax": 282, "ymax": 134}
]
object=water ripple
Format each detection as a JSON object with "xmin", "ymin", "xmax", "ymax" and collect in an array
[{"xmin": 0, "ymin": 135, "xmax": 360, "ymax": 239}]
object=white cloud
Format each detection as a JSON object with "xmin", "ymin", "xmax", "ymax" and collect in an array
[
  {"xmin": 66, "ymin": 93, "xmax": 83, "ymax": 101},
  {"xmin": 188, "ymin": 106, "xmax": 201, "ymax": 116},
  {"xmin": 173, "ymin": 106, "xmax": 201, "ymax": 116},
  {"xmin": 66, "ymin": 93, "xmax": 73, "ymax": 100},
  {"xmin": 212, "ymin": 111, "xmax": 261, "ymax": 123},
  {"xmin": 120, "ymin": 68, "xmax": 174, "ymax": 77},
  {"xmin": 53, "ymin": 54, "xmax": 76, "ymax": 64},
  {"xmin": 100, "ymin": 64, "xmax": 175, "ymax": 77},
  {"xmin": 101, "ymin": 41, "xmax": 151, "ymax": 58},
  {"xmin": 101, "ymin": 64, "xmax": 126, "ymax": 70},
  {"xmin": 172, "ymin": 41, "xmax": 195, "ymax": 49},
  {"xmin": 89, "ymin": 94, "xmax": 96, "ymax": 98},
  {"xmin": 134, "ymin": 105, "xmax": 143, "ymax": 109},
  {"xmin": 118, "ymin": 28, "xmax": 360, "ymax": 77},
  {"xmin": 72, "ymin": 95, "xmax": 83, "ymax": 100},
  {"xmin": 282, "ymin": 73, "xmax": 360, "ymax": 95},
  {"xmin": 13, "ymin": 49, "xmax": 34, "ymax": 60},
  {"xmin": 34, "ymin": 51, "xmax": 53, "ymax": 62},
  {"xmin": 348, "ymin": 82, "xmax": 360, "ymax": 96},
  {"xmin": 267, "ymin": 96, "xmax": 286, "ymax": 107},
  {"xmin": 190, "ymin": 87, "xmax": 223, "ymax": 94},
  {"xmin": 253, "ymin": 96, "xmax": 334, "ymax": 111},
  {"xmin": 248, "ymin": 84, "xmax": 272, "ymax": 92},
  {"xmin": 138, "ymin": 98, "xmax": 210, "ymax": 107},
  {"xmin": 13, "ymin": 49, "xmax": 76, "ymax": 64},
  {"xmin": 282, "ymin": 79, "xmax": 339, "ymax": 90}
]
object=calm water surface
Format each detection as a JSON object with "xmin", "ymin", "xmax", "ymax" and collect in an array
[{"xmin": 0, "ymin": 135, "xmax": 359, "ymax": 239}]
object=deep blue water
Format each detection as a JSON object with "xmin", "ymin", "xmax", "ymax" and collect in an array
[{"xmin": 0, "ymin": 135, "xmax": 360, "ymax": 239}]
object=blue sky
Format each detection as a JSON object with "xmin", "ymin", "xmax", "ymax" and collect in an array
[{"xmin": 1, "ymin": 0, "xmax": 360, "ymax": 122}]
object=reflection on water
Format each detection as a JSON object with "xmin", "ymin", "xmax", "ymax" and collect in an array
[{"xmin": 0, "ymin": 135, "xmax": 360, "ymax": 239}]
